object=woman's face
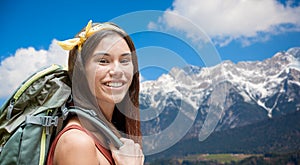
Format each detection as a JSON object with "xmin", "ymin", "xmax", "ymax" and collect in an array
[{"xmin": 85, "ymin": 34, "xmax": 134, "ymax": 105}]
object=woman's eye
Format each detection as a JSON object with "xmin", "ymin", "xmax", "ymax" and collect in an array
[
  {"xmin": 121, "ymin": 59, "xmax": 129, "ymax": 63},
  {"xmin": 121, "ymin": 58, "xmax": 132, "ymax": 64},
  {"xmin": 98, "ymin": 58, "xmax": 109, "ymax": 64}
]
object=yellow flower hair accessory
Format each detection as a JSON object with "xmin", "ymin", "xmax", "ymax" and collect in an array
[{"xmin": 57, "ymin": 20, "xmax": 125, "ymax": 51}]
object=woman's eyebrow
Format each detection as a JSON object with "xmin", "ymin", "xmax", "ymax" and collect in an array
[
  {"xmin": 93, "ymin": 51, "xmax": 110, "ymax": 57},
  {"xmin": 93, "ymin": 51, "xmax": 132, "ymax": 57},
  {"xmin": 121, "ymin": 52, "xmax": 132, "ymax": 57}
]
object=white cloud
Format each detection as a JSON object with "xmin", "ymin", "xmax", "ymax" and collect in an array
[
  {"xmin": 0, "ymin": 39, "xmax": 68, "ymax": 98},
  {"xmin": 156, "ymin": 0, "xmax": 300, "ymax": 46}
]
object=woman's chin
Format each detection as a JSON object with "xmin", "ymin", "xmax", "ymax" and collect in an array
[
  {"xmin": 98, "ymin": 93, "xmax": 126, "ymax": 104},
  {"xmin": 111, "ymin": 95, "xmax": 126, "ymax": 104}
]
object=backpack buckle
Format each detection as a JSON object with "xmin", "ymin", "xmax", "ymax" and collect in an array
[
  {"xmin": 6, "ymin": 100, "xmax": 15, "ymax": 120},
  {"xmin": 25, "ymin": 115, "xmax": 58, "ymax": 127},
  {"xmin": 41, "ymin": 116, "xmax": 58, "ymax": 127}
]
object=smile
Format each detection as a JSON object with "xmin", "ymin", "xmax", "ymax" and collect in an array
[{"xmin": 105, "ymin": 82, "xmax": 124, "ymax": 88}]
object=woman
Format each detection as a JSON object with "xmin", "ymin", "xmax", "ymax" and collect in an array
[{"xmin": 47, "ymin": 20, "xmax": 144, "ymax": 165}]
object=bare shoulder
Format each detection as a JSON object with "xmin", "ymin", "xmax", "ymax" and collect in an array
[
  {"xmin": 53, "ymin": 128, "xmax": 98, "ymax": 165},
  {"xmin": 58, "ymin": 128, "xmax": 94, "ymax": 149}
]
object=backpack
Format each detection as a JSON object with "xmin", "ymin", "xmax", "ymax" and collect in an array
[{"xmin": 0, "ymin": 64, "xmax": 122, "ymax": 165}]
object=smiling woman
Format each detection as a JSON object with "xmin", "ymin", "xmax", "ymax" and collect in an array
[
  {"xmin": 85, "ymin": 34, "xmax": 134, "ymax": 120},
  {"xmin": 47, "ymin": 20, "xmax": 144, "ymax": 165}
]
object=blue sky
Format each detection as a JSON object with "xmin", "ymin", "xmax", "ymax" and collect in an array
[{"xmin": 1, "ymin": 0, "xmax": 300, "ymax": 104}]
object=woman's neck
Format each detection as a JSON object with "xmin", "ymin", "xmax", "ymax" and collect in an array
[{"xmin": 98, "ymin": 101, "xmax": 115, "ymax": 122}]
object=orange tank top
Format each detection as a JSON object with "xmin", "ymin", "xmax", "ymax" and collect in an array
[{"xmin": 47, "ymin": 124, "xmax": 115, "ymax": 165}]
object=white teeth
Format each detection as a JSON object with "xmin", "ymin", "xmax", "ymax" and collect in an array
[{"xmin": 106, "ymin": 82, "xmax": 123, "ymax": 87}]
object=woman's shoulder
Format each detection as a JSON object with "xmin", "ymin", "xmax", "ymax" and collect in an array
[
  {"xmin": 58, "ymin": 118, "xmax": 95, "ymax": 148},
  {"xmin": 53, "ymin": 124, "xmax": 99, "ymax": 164},
  {"xmin": 58, "ymin": 125, "xmax": 94, "ymax": 148}
]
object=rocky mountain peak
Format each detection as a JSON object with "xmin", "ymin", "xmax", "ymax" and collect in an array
[{"xmin": 140, "ymin": 48, "xmax": 300, "ymax": 151}]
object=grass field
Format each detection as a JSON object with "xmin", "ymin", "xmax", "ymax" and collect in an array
[
  {"xmin": 147, "ymin": 151, "xmax": 300, "ymax": 164},
  {"xmin": 179, "ymin": 153, "xmax": 261, "ymax": 164}
]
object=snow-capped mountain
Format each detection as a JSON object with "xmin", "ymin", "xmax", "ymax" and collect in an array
[{"xmin": 140, "ymin": 47, "xmax": 300, "ymax": 142}]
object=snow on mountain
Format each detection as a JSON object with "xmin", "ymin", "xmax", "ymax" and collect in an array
[
  {"xmin": 140, "ymin": 47, "xmax": 300, "ymax": 149},
  {"xmin": 141, "ymin": 48, "xmax": 299, "ymax": 114}
]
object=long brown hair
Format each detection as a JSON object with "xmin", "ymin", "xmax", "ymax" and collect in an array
[{"xmin": 68, "ymin": 22, "xmax": 141, "ymax": 144}]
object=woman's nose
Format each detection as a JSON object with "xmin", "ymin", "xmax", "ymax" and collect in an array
[{"xmin": 109, "ymin": 63, "xmax": 123, "ymax": 78}]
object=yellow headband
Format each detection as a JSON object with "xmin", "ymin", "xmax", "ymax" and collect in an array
[{"xmin": 57, "ymin": 20, "xmax": 125, "ymax": 51}]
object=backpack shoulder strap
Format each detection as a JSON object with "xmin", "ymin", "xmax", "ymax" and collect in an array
[{"xmin": 67, "ymin": 107, "xmax": 123, "ymax": 149}]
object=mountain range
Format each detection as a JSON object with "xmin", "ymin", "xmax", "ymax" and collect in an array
[{"xmin": 139, "ymin": 47, "xmax": 300, "ymax": 155}]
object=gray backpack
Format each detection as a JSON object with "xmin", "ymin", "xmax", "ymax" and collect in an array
[{"xmin": 0, "ymin": 64, "xmax": 122, "ymax": 165}]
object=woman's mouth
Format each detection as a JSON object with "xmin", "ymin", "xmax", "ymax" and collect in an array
[{"xmin": 105, "ymin": 82, "xmax": 124, "ymax": 88}]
